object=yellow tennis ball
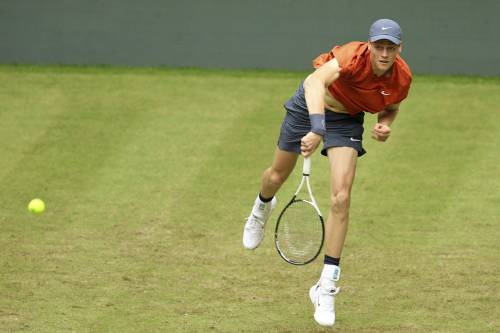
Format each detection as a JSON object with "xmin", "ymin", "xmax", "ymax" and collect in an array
[{"xmin": 28, "ymin": 198, "xmax": 45, "ymax": 214}]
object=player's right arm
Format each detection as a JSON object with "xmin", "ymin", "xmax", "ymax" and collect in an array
[
  {"xmin": 300, "ymin": 58, "xmax": 341, "ymax": 157},
  {"xmin": 303, "ymin": 58, "xmax": 341, "ymax": 115}
]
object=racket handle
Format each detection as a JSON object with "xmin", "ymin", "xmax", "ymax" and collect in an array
[{"xmin": 303, "ymin": 156, "xmax": 311, "ymax": 175}]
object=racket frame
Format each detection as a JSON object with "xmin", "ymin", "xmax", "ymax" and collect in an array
[{"xmin": 274, "ymin": 157, "xmax": 325, "ymax": 265}]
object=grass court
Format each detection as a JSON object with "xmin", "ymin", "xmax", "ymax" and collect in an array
[{"xmin": 0, "ymin": 65, "xmax": 499, "ymax": 332}]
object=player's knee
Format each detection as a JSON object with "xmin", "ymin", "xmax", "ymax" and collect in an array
[
  {"xmin": 330, "ymin": 190, "xmax": 351, "ymax": 213},
  {"xmin": 267, "ymin": 168, "xmax": 288, "ymax": 187}
]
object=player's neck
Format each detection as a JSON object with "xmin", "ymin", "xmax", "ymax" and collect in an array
[{"xmin": 372, "ymin": 66, "xmax": 393, "ymax": 77}]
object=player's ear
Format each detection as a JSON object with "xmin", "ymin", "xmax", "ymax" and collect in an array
[
  {"xmin": 367, "ymin": 40, "xmax": 372, "ymax": 51},
  {"xmin": 398, "ymin": 43, "xmax": 403, "ymax": 53}
]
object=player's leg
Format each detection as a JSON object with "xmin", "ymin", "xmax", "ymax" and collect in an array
[
  {"xmin": 243, "ymin": 147, "xmax": 298, "ymax": 250},
  {"xmin": 325, "ymin": 146, "xmax": 358, "ymax": 258},
  {"xmin": 243, "ymin": 105, "xmax": 309, "ymax": 250},
  {"xmin": 310, "ymin": 146, "xmax": 358, "ymax": 326},
  {"xmin": 260, "ymin": 147, "xmax": 299, "ymax": 199}
]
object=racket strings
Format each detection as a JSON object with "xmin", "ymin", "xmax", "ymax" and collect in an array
[{"xmin": 276, "ymin": 200, "xmax": 323, "ymax": 263}]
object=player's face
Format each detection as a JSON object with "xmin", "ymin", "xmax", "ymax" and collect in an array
[{"xmin": 369, "ymin": 40, "xmax": 401, "ymax": 75}]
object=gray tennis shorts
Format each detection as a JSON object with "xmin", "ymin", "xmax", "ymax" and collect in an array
[{"xmin": 277, "ymin": 109, "xmax": 366, "ymax": 156}]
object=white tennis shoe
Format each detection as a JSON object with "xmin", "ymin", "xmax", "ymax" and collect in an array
[
  {"xmin": 242, "ymin": 196, "xmax": 277, "ymax": 250},
  {"xmin": 309, "ymin": 276, "xmax": 340, "ymax": 326}
]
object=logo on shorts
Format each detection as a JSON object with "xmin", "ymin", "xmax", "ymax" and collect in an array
[
  {"xmin": 350, "ymin": 137, "xmax": 361, "ymax": 142},
  {"xmin": 381, "ymin": 90, "xmax": 391, "ymax": 96}
]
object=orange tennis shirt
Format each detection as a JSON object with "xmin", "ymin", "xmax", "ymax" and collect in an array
[{"xmin": 313, "ymin": 41, "xmax": 412, "ymax": 115}]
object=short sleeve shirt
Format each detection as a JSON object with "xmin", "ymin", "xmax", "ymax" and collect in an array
[{"xmin": 312, "ymin": 41, "xmax": 412, "ymax": 115}]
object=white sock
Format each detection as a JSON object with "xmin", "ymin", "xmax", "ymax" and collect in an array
[
  {"xmin": 321, "ymin": 264, "xmax": 341, "ymax": 282},
  {"xmin": 252, "ymin": 196, "xmax": 269, "ymax": 217}
]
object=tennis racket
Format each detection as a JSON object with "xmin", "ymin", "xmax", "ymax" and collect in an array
[{"xmin": 274, "ymin": 156, "xmax": 325, "ymax": 265}]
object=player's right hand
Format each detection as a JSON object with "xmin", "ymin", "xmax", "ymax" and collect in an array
[{"xmin": 300, "ymin": 132, "xmax": 323, "ymax": 157}]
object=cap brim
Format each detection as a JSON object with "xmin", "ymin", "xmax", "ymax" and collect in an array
[{"xmin": 369, "ymin": 35, "xmax": 401, "ymax": 45}]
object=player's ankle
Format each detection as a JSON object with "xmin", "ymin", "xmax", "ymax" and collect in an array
[
  {"xmin": 258, "ymin": 193, "xmax": 274, "ymax": 203},
  {"xmin": 324, "ymin": 255, "xmax": 340, "ymax": 266},
  {"xmin": 321, "ymin": 263, "xmax": 341, "ymax": 282},
  {"xmin": 252, "ymin": 195, "xmax": 276, "ymax": 218}
]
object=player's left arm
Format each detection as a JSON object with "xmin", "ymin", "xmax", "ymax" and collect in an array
[{"xmin": 372, "ymin": 103, "xmax": 400, "ymax": 142}]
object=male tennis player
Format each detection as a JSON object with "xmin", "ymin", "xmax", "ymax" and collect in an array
[{"xmin": 242, "ymin": 19, "xmax": 412, "ymax": 326}]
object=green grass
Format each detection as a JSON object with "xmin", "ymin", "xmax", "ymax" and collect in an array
[{"xmin": 0, "ymin": 65, "xmax": 499, "ymax": 333}]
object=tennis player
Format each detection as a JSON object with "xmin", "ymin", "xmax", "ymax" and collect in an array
[{"xmin": 242, "ymin": 19, "xmax": 413, "ymax": 326}]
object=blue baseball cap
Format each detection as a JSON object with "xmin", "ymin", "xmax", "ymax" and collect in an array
[{"xmin": 369, "ymin": 19, "xmax": 402, "ymax": 45}]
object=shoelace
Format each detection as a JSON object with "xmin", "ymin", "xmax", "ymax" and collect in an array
[
  {"xmin": 329, "ymin": 286, "xmax": 340, "ymax": 296},
  {"xmin": 317, "ymin": 285, "xmax": 340, "ymax": 310},
  {"xmin": 320, "ymin": 286, "xmax": 340, "ymax": 297},
  {"xmin": 245, "ymin": 215, "xmax": 264, "ymax": 230}
]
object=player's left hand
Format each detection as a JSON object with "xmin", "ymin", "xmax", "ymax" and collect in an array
[
  {"xmin": 300, "ymin": 132, "xmax": 322, "ymax": 157},
  {"xmin": 371, "ymin": 123, "xmax": 391, "ymax": 142}
]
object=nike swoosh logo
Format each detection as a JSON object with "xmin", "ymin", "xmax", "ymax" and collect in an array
[
  {"xmin": 381, "ymin": 26, "xmax": 392, "ymax": 30},
  {"xmin": 350, "ymin": 137, "xmax": 361, "ymax": 142},
  {"xmin": 381, "ymin": 90, "xmax": 390, "ymax": 96}
]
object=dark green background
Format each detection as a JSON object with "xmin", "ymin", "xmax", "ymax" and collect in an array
[{"xmin": 1, "ymin": 0, "xmax": 498, "ymax": 75}]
